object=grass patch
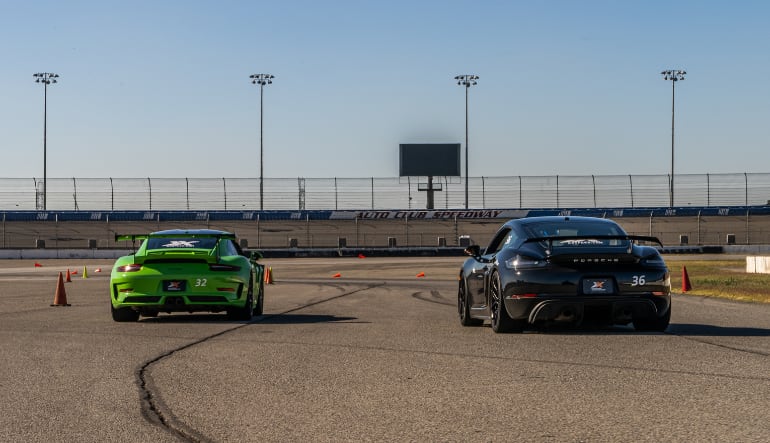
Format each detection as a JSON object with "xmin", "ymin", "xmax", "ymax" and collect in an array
[{"xmin": 667, "ymin": 259, "xmax": 770, "ymax": 303}]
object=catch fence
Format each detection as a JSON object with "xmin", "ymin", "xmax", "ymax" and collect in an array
[{"xmin": 2, "ymin": 173, "xmax": 770, "ymax": 211}]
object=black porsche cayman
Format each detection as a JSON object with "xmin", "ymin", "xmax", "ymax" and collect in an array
[{"xmin": 458, "ymin": 216, "xmax": 671, "ymax": 333}]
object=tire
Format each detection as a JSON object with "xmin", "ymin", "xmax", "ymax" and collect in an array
[
  {"xmin": 228, "ymin": 280, "xmax": 254, "ymax": 321},
  {"xmin": 111, "ymin": 304, "xmax": 139, "ymax": 322},
  {"xmin": 253, "ymin": 280, "xmax": 264, "ymax": 316},
  {"xmin": 634, "ymin": 305, "xmax": 671, "ymax": 332},
  {"xmin": 489, "ymin": 271, "xmax": 524, "ymax": 333},
  {"xmin": 458, "ymin": 276, "xmax": 482, "ymax": 326}
]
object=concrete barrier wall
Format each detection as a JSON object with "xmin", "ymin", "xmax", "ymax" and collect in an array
[{"xmin": 3, "ymin": 208, "xmax": 770, "ymax": 250}]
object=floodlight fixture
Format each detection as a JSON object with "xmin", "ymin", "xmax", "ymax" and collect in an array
[
  {"xmin": 33, "ymin": 72, "xmax": 59, "ymax": 210},
  {"xmin": 661, "ymin": 69, "xmax": 686, "ymax": 207},
  {"xmin": 250, "ymin": 73, "xmax": 275, "ymax": 210},
  {"xmin": 455, "ymin": 74, "xmax": 478, "ymax": 209}
]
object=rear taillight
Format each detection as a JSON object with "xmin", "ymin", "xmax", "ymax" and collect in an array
[
  {"xmin": 117, "ymin": 264, "xmax": 142, "ymax": 272},
  {"xmin": 209, "ymin": 264, "xmax": 241, "ymax": 272}
]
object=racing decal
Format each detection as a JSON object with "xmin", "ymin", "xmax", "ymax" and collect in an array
[
  {"xmin": 161, "ymin": 240, "xmax": 200, "ymax": 248},
  {"xmin": 559, "ymin": 239, "xmax": 604, "ymax": 246},
  {"xmin": 164, "ymin": 280, "xmax": 186, "ymax": 291}
]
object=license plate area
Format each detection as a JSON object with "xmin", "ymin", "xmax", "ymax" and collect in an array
[
  {"xmin": 582, "ymin": 277, "xmax": 614, "ymax": 294},
  {"xmin": 163, "ymin": 280, "xmax": 187, "ymax": 292}
]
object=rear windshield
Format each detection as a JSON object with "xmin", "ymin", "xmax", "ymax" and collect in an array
[
  {"xmin": 524, "ymin": 221, "xmax": 628, "ymax": 246},
  {"xmin": 145, "ymin": 237, "xmax": 218, "ymax": 250}
]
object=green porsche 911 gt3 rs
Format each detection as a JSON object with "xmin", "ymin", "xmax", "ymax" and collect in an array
[{"xmin": 110, "ymin": 229, "xmax": 265, "ymax": 322}]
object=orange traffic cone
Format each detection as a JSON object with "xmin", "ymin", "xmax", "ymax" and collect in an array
[
  {"xmin": 51, "ymin": 272, "xmax": 71, "ymax": 307},
  {"xmin": 34, "ymin": 262, "xmax": 42, "ymax": 268},
  {"xmin": 358, "ymin": 253, "xmax": 366, "ymax": 259},
  {"xmin": 95, "ymin": 268, "xmax": 102, "ymax": 273},
  {"xmin": 682, "ymin": 266, "xmax": 692, "ymax": 292},
  {"xmin": 264, "ymin": 267, "xmax": 274, "ymax": 284},
  {"xmin": 416, "ymin": 272, "xmax": 425, "ymax": 278},
  {"xmin": 65, "ymin": 269, "xmax": 72, "ymax": 282},
  {"xmin": 332, "ymin": 272, "xmax": 342, "ymax": 278}
]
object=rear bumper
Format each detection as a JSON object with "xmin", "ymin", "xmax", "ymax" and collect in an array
[
  {"xmin": 111, "ymin": 282, "xmax": 247, "ymax": 313},
  {"xmin": 504, "ymin": 294, "xmax": 671, "ymax": 325}
]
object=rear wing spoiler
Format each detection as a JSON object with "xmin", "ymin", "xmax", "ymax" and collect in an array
[
  {"xmin": 114, "ymin": 233, "xmax": 237, "ymax": 242},
  {"xmin": 115, "ymin": 234, "xmax": 148, "ymax": 243},
  {"xmin": 524, "ymin": 234, "xmax": 664, "ymax": 251}
]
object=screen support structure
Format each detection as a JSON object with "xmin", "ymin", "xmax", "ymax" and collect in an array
[{"xmin": 418, "ymin": 176, "xmax": 443, "ymax": 210}]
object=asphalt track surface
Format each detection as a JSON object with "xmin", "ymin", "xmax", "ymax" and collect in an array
[{"xmin": 1, "ymin": 257, "xmax": 769, "ymax": 442}]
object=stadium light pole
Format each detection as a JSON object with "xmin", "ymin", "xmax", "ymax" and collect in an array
[
  {"xmin": 455, "ymin": 74, "xmax": 478, "ymax": 210},
  {"xmin": 250, "ymin": 73, "xmax": 274, "ymax": 210},
  {"xmin": 33, "ymin": 72, "xmax": 59, "ymax": 211},
  {"xmin": 661, "ymin": 69, "xmax": 685, "ymax": 208}
]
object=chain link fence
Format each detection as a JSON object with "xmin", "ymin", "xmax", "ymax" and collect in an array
[{"xmin": 3, "ymin": 173, "xmax": 770, "ymax": 211}]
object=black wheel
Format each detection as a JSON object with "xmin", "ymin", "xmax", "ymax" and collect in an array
[
  {"xmin": 458, "ymin": 276, "xmax": 482, "ymax": 326},
  {"xmin": 634, "ymin": 305, "xmax": 671, "ymax": 332},
  {"xmin": 253, "ymin": 280, "xmax": 264, "ymax": 316},
  {"xmin": 228, "ymin": 280, "xmax": 254, "ymax": 321},
  {"xmin": 489, "ymin": 271, "xmax": 523, "ymax": 333},
  {"xmin": 111, "ymin": 304, "xmax": 139, "ymax": 322}
]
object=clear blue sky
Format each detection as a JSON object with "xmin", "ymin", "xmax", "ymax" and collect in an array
[{"xmin": 1, "ymin": 0, "xmax": 769, "ymax": 179}]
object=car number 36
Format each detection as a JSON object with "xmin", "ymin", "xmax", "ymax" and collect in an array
[
  {"xmin": 195, "ymin": 278, "xmax": 208, "ymax": 287},
  {"xmin": 630, "ymin": 275, "xmax": 646, "ymax": 286}
]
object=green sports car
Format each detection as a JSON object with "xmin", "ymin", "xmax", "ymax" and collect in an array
[{"xmin": 110, "ymin": 229, "xmax": 265, "ymax": 322}]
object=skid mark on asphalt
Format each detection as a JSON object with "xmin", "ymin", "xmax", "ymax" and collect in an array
[
  {"xmin": 137, "ymin": 281, "xmax": 384, "ymax": 443},
  {"xmin": 411, "ymin": 289, "xmax": 453, "ymax": 306}
]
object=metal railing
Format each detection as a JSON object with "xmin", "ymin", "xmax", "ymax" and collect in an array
[{"xmin": 2, "ymin": 173, "xmax": 769, "ymax": 211}]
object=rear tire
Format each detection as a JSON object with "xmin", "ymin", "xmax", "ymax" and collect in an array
[
  {"xmin": 458, "ymin": 277, "xmax": 482, "ymax": 326},
  {"xmin": 634, "ymin": 305, "xmax": 671, "ymax": 332},
  {"xmin": 489, "ymin": 271, "xmax": 524, "ymax": 333},
  {"xmin": 253, "ymin": 280, "xmax": 264, "ymax": 316},
  {"xmin": 228, "ymin": 280, "xmax": 254, "ymax": 321},
  {"xmin": 111, "ymin": 305, "xmax": 139, "ymax": 322}
]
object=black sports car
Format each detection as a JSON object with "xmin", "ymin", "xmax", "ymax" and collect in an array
[{"xmin": 458, "ymin": 216, "xmax": 671, "ymax": 333}]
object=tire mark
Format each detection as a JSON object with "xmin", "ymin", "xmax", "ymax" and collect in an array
[
  {"xmin": 138, "ymin": 281, "xmax": 384, "ymax": 442},
  {"xmin": 411, "ymin": 289, "xmax": 453, "ymax": 306}
]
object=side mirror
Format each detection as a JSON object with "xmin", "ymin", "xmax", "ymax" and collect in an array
[
  {"xmin": 464, "ymin": 244, "xmax": 481, "ymax": 258},
  {"xmin": 250, "ymin": 251, "xmax": 263, "ymax": 261}
]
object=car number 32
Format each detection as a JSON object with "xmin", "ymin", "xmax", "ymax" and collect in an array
[
  {"xmin": 195, "ymin": 278, "xmax": 208, "ymax": 287},
  {"xmin": 630, "ymin": 275, "xmax": 646, "ymax": 286}
]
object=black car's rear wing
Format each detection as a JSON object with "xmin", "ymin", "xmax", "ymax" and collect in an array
[{"xmin": 524, "ymin": 234, "xmax": 663, "ymax": 252}]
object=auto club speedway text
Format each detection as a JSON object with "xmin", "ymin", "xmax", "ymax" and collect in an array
[{"xmin": 352, "ymin": 210, "xmax": 508, "ymax": 219}]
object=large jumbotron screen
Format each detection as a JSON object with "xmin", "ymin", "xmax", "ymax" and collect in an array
[{"xmin": 398, "ymin": 143, "xmax": 461, "ymax": 177}]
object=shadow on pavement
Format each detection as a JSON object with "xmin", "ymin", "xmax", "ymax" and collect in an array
[
  {"xmin": 138, "ymin": 313, "xmax": 365, "ymax": 324},
  {"xmin": 258, "ymin": 314, "xmax": 366, "ymax": 324},
  {"xmin": 667, "ymin": 323, "xmax": 770, "ymax": 337}
]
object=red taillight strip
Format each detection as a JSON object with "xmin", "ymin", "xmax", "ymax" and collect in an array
[
  {"xmin": 209, "ymin": 264, "xmax": 241, "ymax": 272},
  {"xmin": 117, "ymin": 264, "xmax": 142, "ymax": 272}
]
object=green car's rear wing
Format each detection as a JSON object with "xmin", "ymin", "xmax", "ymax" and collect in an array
[
  {"xmin": 115, "ymin": 234, "xmax": 149, "ymax": 243},
  {"xmin": 115, "ymin": 233, "xmax": 237, "ymax": 242},
  {"xmin": 114, "ymin": 232, "xmax": 238, "ymax": 261}
]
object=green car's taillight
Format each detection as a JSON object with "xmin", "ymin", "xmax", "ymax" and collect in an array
[
  {"xmin": 209, "ymin": 264, "xmax": 241, "ymax": 272},
  {"xmin": 116, "ymin": 264, "xmax": 142, "ymax": 272}
]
